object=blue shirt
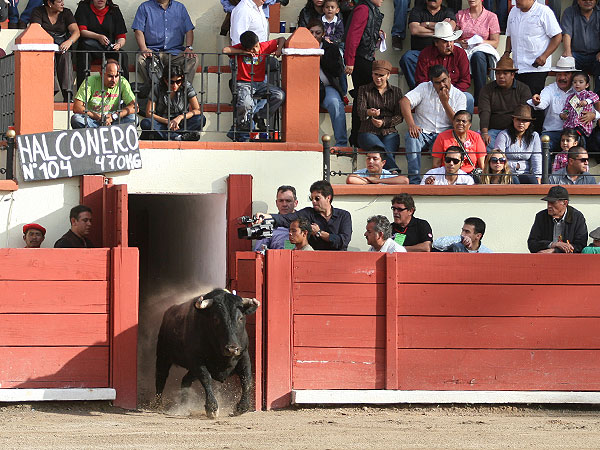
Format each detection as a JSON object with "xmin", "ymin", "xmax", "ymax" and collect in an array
[
  {"xmin": 221, "ymin": 0, "xmax": 277, "ymax": 18},
  {"xmin": 254, "ymin": 226, "xmax": 289, "ymax": 250},
  {"xmin": 433, "ymin": 235, "xmax": 493, "ymax": 253},
  {"xmin": 353, "ymin": 168, "xmax": 396, "ymax": 179},
  {"xmin": 132, "ymin": 0, "xmax": 194, "ymax": 55}
]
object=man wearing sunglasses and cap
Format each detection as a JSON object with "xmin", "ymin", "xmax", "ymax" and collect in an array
[
  {"xmin": 527, "ymin": 185, "xmax": 588, "ymax": 253},
  {"xmin": 548, "ymin": 146, "xmax": 597, "ymax": 185}
]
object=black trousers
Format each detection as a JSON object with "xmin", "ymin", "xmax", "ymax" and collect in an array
[
  {"xmin": 516, "ymin": 72, "xmax": 548, "ymax": 133},
  {"xmin": 349, "ymin": 56, "xmax": 374, "ymax": 147},
  {"xmin": 76, "ymin": 38, "xmax": 129, "ymax": 89}
]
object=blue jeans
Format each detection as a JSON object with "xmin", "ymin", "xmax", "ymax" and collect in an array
[
  {"xmin": 470, "ymin": 51, "xmax": 490, "ymax": 106},
  {"xmin": 572, "ymin": 52, "xmax": 600, "ymax": 94},
  {"xmin": 8, "ymin": 0, "xmax": 42, "ymax": 24},
  {"xmin": 392, "ymin": 0, "xmax": 410, "ymax": 39},
  {"xmin": 140, "ymin": 115, "xmax": 206, "ymax": 140},
  {"xmin": 483, "ymin": 128, "xmax": 502, "ymax": 152},
  {"xmin": 358, "ymin": 132, "xmax": 400, "ymax": 171},
  {"xmin": 321, "ymin": 86, "xmax": 348, "ymax": 147},
  {"xmin": 405, "ymin": 130, "xmax": 438, "ymax": 184},
  {"xmin": 399, "ymin": 50, "xmax": 420, "ymax": 90},
  {"xmin": 71, "ymin": 113, "xmax": 137, "ymax": 129},
  {"xmin": 541, "ymin": 130, "xmax": 562, "ymax": 153},
  {"xmin": 464, "ymin": 91, "xmax": 474, "ymax": 115}
]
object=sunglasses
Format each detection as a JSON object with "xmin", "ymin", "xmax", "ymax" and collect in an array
[
  {"xmin": 573, "ymin": 157, "xmax": 589, "ymax": 163},
  {"xmin": 445, "ymin": 157, "xmax": 461, "ymax": 164},
  {"xmin": 391, "ymin": 206, "xmax": 408, "ymax": 212},
  {"xmin": 170, "ymin": 78, "xmax": 184, "ymax": 85},
  {"xmin": 490, "ymin": 157, "xmax": 506, "ymax": 163}
]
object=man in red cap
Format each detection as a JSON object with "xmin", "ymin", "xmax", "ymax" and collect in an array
[{"xmin": 23, "ymin": 223, "xmax": 46, "ymax": 248}]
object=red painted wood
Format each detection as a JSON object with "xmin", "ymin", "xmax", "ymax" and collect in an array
[
  {"xmin": 0, "ymin": 346, "xmax": 109, "ymax": 388},
  {"xmin": 236, "ymin": 258, "xmax": 257, "ymax": 293},
  {"xmin": 293, "ymin": 283, "xmax": 385, "ymax": 316},
  {"xmin": 398, "ymin": 284, "xmax": 600, "ymax": 317},
  {"xmin": 226, "ymin": 175, "xmax": 253, "ymax": 287},
  {"xmin": 0, "ymin": 314, "xmax": 108, "ymax": 346},
  {"xmin": 397, "ymin": 349, "xmax": 600, "ymax": 390},
  {"xmin": 110, "ymin": 247, "xmax": 139, "ymax": 409},
  {"xmin": 0, "ymin": 281, "xmax": 108, "ymax": 313},
  {"xmin": 81, "ymin": 175, "xmax": 105, "ymax": 248},
  {"xmin": 294, "ymin": 315, "xmax": 385, "ymax": 349},
  {"xmin": 397, "ymin": 317, "xmax": 600, "ymax": 349},
  {"xmin": 292, "ymin": 251, "xmax": 385, "ymax": 284},
  {"xmin": 253, "ymin": 254, "xmax": 264, "ymax": 411},
  {"xmin": 385, "ymin": 253, "xmax": 398, "ymax": 390},
  {"xmin": 396, "ymin": 254, "xmax": 600, "ymax": 285},
  {"xmin": 265, "ymin": 250, "xmax": 292, "ymax": 409},
  {"xmin": 293, "ymin": 347, "xmax": 385, "ymax": 390},
  {"xmin": 0, "ymin": 249, "xmax": 110, "ymax": 281}
]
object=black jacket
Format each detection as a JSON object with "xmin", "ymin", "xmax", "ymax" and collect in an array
[
  {"xmin": 320, "ymin": 40, "xmax": 345, "ymax": 100},
  {"xmin": 345, "ymin": 0, "xmax": 384, "ymax": 61},
  {"xmin": 527, "ymin": 205, "xmax": 588, "ymax": 253}
]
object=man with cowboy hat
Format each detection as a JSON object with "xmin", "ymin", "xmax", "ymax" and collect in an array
[
  {"xmin": 399, "ymin": 0, "xmax": 457, "ymax": 91},
  {"xmin": 414, "ymin": 22, "xmax": 474, "ymax": 113},
  {"xmin": 561, "ymin": 0, "xmax": 600, "ymax": 94},
  {"xmin": 478, "ymin": 54, "xmax": 532, "ymax": 151},
  {"xmin": 527, "ymin": 185, "xmax": 588, "ymax": 253},
  {"xmin": 528, "ymin": 56, "xmax": 600, "ymax": 151}
]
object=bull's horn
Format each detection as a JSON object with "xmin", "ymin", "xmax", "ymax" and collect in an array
[
  {"xmin": 242, "ymin": 297, "xmax": 260, "ymax": 307},
  {"xmin": 194, "ymin": 296, "xmax": 214, "ymax": 309}
]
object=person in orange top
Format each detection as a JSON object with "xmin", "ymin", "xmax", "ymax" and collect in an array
[{"xmin": 431, "ymin": 109, "xmax": 485, "ymax": 173}]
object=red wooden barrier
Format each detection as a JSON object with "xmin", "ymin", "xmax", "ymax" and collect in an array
[
  {"xmin": 231, "ymin": 251, "xmax": 600, "ymax": 408},
  {"xmin": 0, "ymin": 248, "xmax": 138, "ymax": 408}
]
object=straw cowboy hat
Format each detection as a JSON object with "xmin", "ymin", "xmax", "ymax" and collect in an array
[
  {"xmin": 551, "ymin": 56, "xmax": 577, "ymax": 72},
  {"xmin": 511, "ymin": 104, "xmax": 535, "ymax": 121},
  {"xmin": 432, "ymin": 22, "xmax": 462, "ymax": 41},
  {"xmin": 492, "ymin": 55, "xmax": 518, "ymax": 72}
]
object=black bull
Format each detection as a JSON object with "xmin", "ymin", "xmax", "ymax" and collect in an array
[{"xmin": 155, "ymin": 288, "xmax": 260, "ymax": 418}]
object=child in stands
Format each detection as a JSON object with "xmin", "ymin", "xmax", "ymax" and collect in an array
[
  {"xmin": 560, "ymin": 72, "xmax": 600, "ymax": 138},
  {"xmin": 321, "ymin": 0, "xmax": 344, "ymax": 46},
  {"xmin": 552, "ymin": 128, "xmax": 582, "ymax": 173},
  {"xmin": 223, "ymin": 31, "xmax": 286, "ymax": 137}
]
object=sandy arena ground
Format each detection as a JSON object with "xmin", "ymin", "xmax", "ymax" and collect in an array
[{"xmin": 1, "ymin": 402, "xmax": 600, "ymax": 449}]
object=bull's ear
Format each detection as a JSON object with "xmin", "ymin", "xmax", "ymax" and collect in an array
[
  {"xmin": 240, "ymin": 297, "xmax": 260, "ymax": 315},
  {"xmin": 194, "ymin": 296, "xmax": 214, "ymax": 310}
]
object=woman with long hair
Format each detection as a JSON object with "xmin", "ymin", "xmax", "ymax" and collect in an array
[
  {"xmin": 74, "ymin": 0, "xmax": 128, "ymax": 88},
  {"xmin": 140, "ymin": 65, "xmax": 205, "ymax": 141},
  {"xmin": 480, "ymin": 149, "xmax": 519, "ymax": 184},
  {"xmin": 298, "ymin": 0, "xmax": 324, "ymax": 28},
  {"xmin": 30, "ymin": 0, "xmax": 80, "ymax": 102},
  {"xmin": 494, "ymin": 104, "xmax": 541, "ymax": 184}
]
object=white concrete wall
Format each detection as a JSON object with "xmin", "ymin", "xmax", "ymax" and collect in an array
[{"xmin": 333, "ymin": 193, "xmax": 600, "ymax": 253}]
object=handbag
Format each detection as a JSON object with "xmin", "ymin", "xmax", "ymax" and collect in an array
[
  {"xmin": 452, "ymin": 131, "xmax": 482, "ymax": 184},
  {"xmin": 49, "ymin": 30, "xmax": 69, "ymax": 46}
]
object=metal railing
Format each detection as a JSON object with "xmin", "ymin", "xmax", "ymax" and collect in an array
[
  {"xmin": 0, "ymin": 53, "xmax": 15, "ymax": 140},
  {"xmin": 58, "ymin": 50, "xmax": 283, "ymax": 143}
]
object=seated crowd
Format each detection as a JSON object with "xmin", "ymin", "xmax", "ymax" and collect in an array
[
  {"xmin": 251, "ymin": 181, "xmax": 600, "ymax": 254},
  {"xmin": 6, "ymin": 0, "xmax": 599, "ymax": 182}
]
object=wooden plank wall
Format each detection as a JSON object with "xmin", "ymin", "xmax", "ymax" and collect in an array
[
  {"xmin": 232, "ymin": 251, "xmax": 264, "ymax": 411},
  {"xmin": 0, "ymin": 249, "xmax": 111, "ymax": 389},
  {"xmin": 263, "ymin": 252, "xmax": 600, "ymax": 403}
]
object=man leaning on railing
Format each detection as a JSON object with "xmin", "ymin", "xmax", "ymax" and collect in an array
[{"xmin": 71, "ymin": 59, "xmax": 137, "ymax": 129}]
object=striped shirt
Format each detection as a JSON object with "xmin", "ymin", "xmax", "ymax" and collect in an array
[{"xmin": 355, "ymin": 82, "xmax": 404, "ymax": 136}]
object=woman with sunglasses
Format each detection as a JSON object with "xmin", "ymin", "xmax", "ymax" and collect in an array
[
  {"xmin": 494, "ymin": 104, "xmax": 541, "ymax": 184},
  {"xmin": 140, "ymin": 65, "xmax": 205, "ymax": 141},
  {"xmin": 480, "ymin": 150, "xmax": 519, "ymax": 184}
]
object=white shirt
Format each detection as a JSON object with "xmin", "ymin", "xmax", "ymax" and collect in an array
[
  {"xmin": 404, "ymin": 82, "xmax": 467, "ymax": 134},
  {"xmin": 506, "ymin": 1, "xmax": 562, "ymax": 73},
  {"xmin": 420, "ymin": 167, "xmax": 475, "ymax": 185},
  {"xmin": 369, "ymin": 238, "xmax": 407, "ymax": 253},
  {"xmin": 230, "ymin": 0, "xmax": 269, "ymax": 45}
]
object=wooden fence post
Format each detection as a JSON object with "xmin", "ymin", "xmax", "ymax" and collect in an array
[
  {"xmin": 254, "ymin": 253, "xmax": 265, "ymax": 410},
  {"xmin": 265, "ymin": 249, "xmax": 293, "ymax": 409},
  {"xmin": 110, "ymin": 246, "xmax": 139, "ymax": 409},
  {"xmin": 386, "ymin": 253, "xmax": 399, "ymax": 390},
  {"xmin": 227, "ymin": 174, "xmax": 253, "ymax": 287}
]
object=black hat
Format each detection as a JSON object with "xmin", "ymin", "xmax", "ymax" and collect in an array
[
  {"xmin": 541, "ymin": 186, "xmax": 569, "ymax": 202},
  {"xmin": 590, "ymin": 227, "xmax": 600, "ymax": 240}
]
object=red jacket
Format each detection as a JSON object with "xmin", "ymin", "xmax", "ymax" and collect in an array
[{"xmin": 414, "ymin": 44, "xmax": 471, "ymax": 92}]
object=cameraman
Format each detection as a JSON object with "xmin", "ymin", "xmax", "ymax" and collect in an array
[
  {"xmin": 254, "ymin": 185, "xmax": 298, "ymax": 250},
  {"xmin": 256, "ymin": 180, "xmax": 352, "ymax": 251}
]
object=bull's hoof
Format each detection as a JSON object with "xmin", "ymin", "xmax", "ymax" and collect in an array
[
  {"xmin": 149, "ymin": 394, "xmax": 163, "ymax": 409},
  {"xmin": 206, "ymin": 407, "xmax": 219, "ymax": 419},
  {"xmin": 233, "ymin": 402, "xmax": 250, "ymax": 416}
]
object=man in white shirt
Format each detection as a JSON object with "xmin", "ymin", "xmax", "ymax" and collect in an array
[
  {"xmin": 528, "ymin": 56, "xmax": 598, "ymax": 151},
  {"xmin": 365, "ymin": 215, "xmax": 407, "ymax": 253},
  {"xmin": 505, "ymin": 0, "xmax": 562, "ymax": 130},
  {"xmin": 421, "ymin": 146, "xmax": 475, "ymax": 185},
  {"xmin": 400, "ymin": 65, "xmax": 467, "ymax": 184},
  {"xmin": 230, "ymin": 0, "xmax": 269, "ymax": 45}
]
